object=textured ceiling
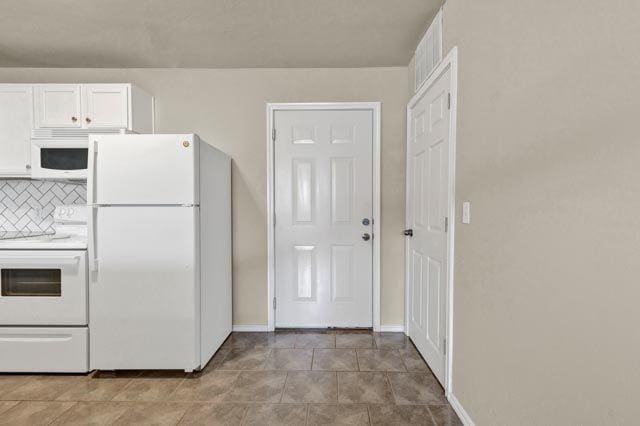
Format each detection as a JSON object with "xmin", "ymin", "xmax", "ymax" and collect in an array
[{"xmin": 0, "ymin": 0, "xmax": 440, "ymax": 68}]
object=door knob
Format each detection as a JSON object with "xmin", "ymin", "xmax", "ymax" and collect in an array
[
  {"xmin": 362, "ymin": 218, "xmax": 370, "ymax": 226},
  {"xmin": 404, "ymin": 229, "xmax": 413, "ymax": 237},
  {"xmin": 362, "ymin": 233, "xmax": 371, "ymax": 241},
  {"xmin": 71, "ymin": 116, "xmax": 77, "ymax": 122},
  {"xmin": 85, "ymin": 117, "xmax": 92, "ymax": 123}
]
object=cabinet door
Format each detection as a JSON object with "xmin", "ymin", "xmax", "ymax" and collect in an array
[
  {"xmin": 0, "ymin": 85, "xmax": 33, "ymax": 176},
  {"xmin": 83, "ymin": 84, "xmax": 129, "ymax": 129},
  {"xmin": 34, "ymin": 84, "xmax": 82, "ymax": 128}
]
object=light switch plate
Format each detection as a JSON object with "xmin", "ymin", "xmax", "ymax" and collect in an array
[{"xmin": 462, "ymin": 201, "xmax": 471, "ymax": 224}]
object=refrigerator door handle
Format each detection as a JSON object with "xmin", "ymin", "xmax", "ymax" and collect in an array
[
  {"xmin": 87, "ymin": 140, "xmax": 98, "ymax": 205},
  {"xmin": 88, "ymin": 206, "xmax": 99, "ymax": 273}
]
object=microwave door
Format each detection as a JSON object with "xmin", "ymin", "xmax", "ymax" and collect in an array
[
  {"xmin": 41, "ymin": 147, "xmax": 87, "ymax": 171},
  {"xmin": 31, "ymin": 139, "xmax": 88, "ymax": 180}
]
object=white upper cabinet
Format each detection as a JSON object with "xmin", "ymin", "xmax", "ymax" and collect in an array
[
  {"xmin": 0, "ymin": 85, "xmax": 33, "ymax": 176},
  {"xmin": 34, "ymin": 84, "xmax": 82, "ymax": 128},
  {"xmin": 33, "ymin": 84, "xmax": 153, "ymax": 133},
  {"xmin": 0, "ymin": 83, "xmax": 153, "ymax": 178},
  {"xmin": 83, "ymin": 84, "xmax": 129, "ymax": 129}
]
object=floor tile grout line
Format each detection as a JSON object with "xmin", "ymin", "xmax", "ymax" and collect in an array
[
  {"xmin": 426, "ymin": 405, "xmax": 439, "ymax": 426},
  {"xmin": 278, "ymin": 371, "xmax": 289, "ymax": 403},
  {"xmin": 175, "ymin": 401, "xmax": 193, "ymax": 425},
  {"xmin": 385, "ymin": 371, "xmax": 400, "ymax": 405},
  {"xmin": 238, "ymin": 403, "xmax": 250, "ymax": 426},
  {"xmin": 310, "ymin": 348, "xmax": 315, "ymax": 371},
  {"xmin": 45, "ymin": 400, "xmax": 78, "ymax": 426}
]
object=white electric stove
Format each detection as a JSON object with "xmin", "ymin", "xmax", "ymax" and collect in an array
[{"xmin": 0, "ymin": 205, "xmax": 89, "ymax": 373}]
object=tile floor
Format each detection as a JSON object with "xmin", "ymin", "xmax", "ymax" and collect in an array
[{"xmin": 0, "ymin": 331, "xmax": 461, "ymax": 425}]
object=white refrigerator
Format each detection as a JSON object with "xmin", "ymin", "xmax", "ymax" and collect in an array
[{"xmin": 87, "ymin": 134, "xmax": 231, "ymax": 372}]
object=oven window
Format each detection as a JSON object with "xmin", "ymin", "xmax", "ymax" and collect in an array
[
  {"xmin": 1, "ymin": 269, "xmax": 62, "ymax": 297},
  {"xmin": 40, "ymin": 148, "xmax": 88, "ymax": 170}
]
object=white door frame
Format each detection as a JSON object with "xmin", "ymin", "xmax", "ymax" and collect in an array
[
  {"xmin": 267, "ymin": 102, "xmax": 381, "ymax": 331},
  {"xmin": 405, "ymin": 47, "xmax": 458, "ymax": 395}
]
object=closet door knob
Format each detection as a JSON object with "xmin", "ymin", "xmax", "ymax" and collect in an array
[
  {"xmin": 85, "ymin": 117, "xmax": 92, "ymax": 123},
  {"xmin": 71, "ymin": 116, "xmax": 78, "ymax": 122}
]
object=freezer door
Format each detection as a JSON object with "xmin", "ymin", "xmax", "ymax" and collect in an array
[
  {"xmin": 88, "ymin": 134, "xmax": 199, "ymax": 205},
  {"xmin": 89, "ymin": 206, "xmax": 200, "ymax": 371}
]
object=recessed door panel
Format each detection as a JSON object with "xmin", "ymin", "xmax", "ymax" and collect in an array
[
  {"xmin": 330, "ymin": 124, "xmax": 355, "ymax": 144},
  {"xmin": 426, "ymin": 257, "xmax": 441, "ymax": 348},
  {"xmin": 413, "ymin": 151, "xmax": 426, "ymax": 229},
  {"xmin": 294, "ymin": 245, "xmax": 316, "ymax": 301},
  {"xmin": 331, "ymin": 157, "xmax": 354, "ymax": 224},
  {"xmin": 292, "ymin": 159, "xmax": 315, "ymax": 224},
  {"xmin": 427, "ymin": 140, "xmax": 444, "ymax": 232},
  {"xmin": 411, "ymin": 250, "xmax": 424, "ymax": 327},
  {"xmin": 331, "ymin": 245, "xmax": 354, "ymax": 301},
  {"xmin": 275, "ymin": 108, "xmax": 373, "ymax": 328},
  {"xmin": 292, "ymin": 125, "xmax": 317, "ymax": 144}
]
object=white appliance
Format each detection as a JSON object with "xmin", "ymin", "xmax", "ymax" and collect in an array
[
  {"xmin": 87, "ymin": 133, "xmax": 231, "ymax": 372},
  {"xmin": 0, "ymin": 205, "xmax": 89, "ymax": 373}
]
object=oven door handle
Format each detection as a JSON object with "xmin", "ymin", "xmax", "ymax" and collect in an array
[
  {"xmin": 88, "ymin": 205, "xmax": 98, "ymax": 273},
  {"xmin": 0, "ymin": 254, "xmax": 81, "ymax": 266}
]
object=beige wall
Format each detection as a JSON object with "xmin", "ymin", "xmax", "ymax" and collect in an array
[
  {"xmin": 0, "ymin": 67, "xmax": 408, "ymax": 327},
  {"xmin": 440, "ymin": 0, "xmax": 640, "ymax": 424}
]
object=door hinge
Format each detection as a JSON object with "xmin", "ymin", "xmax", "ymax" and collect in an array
[
  {"xmin": 443, "ymin": 338, "xmax": 447, "ymax": 355},
  {"xmin": 447, "ymin": 93, "xmax": 451, "ymax": 110},
  {"xmin": 444, "ymin": 217, "xmax": 449, "ymax": 232},
  {"xmin": 273, "ymin": 297, "xmax": 276, "ymax": 310},
  {"xmin": 273, "ymin": 212, "xmax": 276, "ymax": 226},
  {"xmin": 272, "ymin": 128, "xmax": 276, "ymax": 141}
]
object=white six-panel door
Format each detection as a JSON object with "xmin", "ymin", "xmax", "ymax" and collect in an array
[
  {"xmin": 274, "ymin": 109, "xmax": 373, "ymax": 328},
  {"xmin": 407, "ymin": 67, "xmax": 452, "ymax": 385}
]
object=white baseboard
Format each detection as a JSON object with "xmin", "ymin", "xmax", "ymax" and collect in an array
[
  {"xmin": 233, "ymin": 324, "xmax": 405, "ymax": 333},
  {"xmin": 378, "ymin": 325, "xmax": 405, "ymax": 333},
  {"xmin": 447, "ymin": 392, "xmax": 474, "ymax": 426},
  {"xmin": 232, "ymin": 324, "xmax": 269, "ymax": 332}
]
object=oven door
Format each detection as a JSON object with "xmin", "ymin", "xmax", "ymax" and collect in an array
[
  {"xmin": 0, "ymin": 250, "xmax": 87, "ymax": 325},
  {"xmin": 31, "ymin": 139, "xmax": 88, "ymax": 180}
]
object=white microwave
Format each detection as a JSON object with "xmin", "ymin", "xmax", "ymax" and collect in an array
[{"xmin": 31, "ymin": 140, "xmax": 88, "ymax": 180}]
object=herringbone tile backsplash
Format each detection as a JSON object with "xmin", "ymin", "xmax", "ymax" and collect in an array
[{"xmin": 0, "ymin": 180, "xmax": 86, "ymax": 233}]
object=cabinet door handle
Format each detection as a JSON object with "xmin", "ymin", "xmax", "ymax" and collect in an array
[
  {"xmin": 71, "ymin": 116, "xmax": 78, "ymax": 122},
  {"xmin": 25, "ymin": 164, "xmax": 31, "ymax": 170},
  {"xmin": 85, "ymin": 117, "xmax": 92, "ymax": 123}
]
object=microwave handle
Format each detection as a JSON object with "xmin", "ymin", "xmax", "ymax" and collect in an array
[
  {"xmin": 88, "ymin": 206, "xmax": 99, "ymax": 273},
  {"xmin": 87, "ymin": 140, "xmax": 98, "ymax": 205},
  {"xmin": 0, "ymin": 254, "xmax": 80, "ymax": 266}
]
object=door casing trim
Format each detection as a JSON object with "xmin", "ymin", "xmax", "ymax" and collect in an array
[
  {"xmin": 405, "ymin": 47, "xmax": 458, "ymax": 396},
  {"xmin": 266, "ymin": 102, "xmax": 382, "ymax": 331}
]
